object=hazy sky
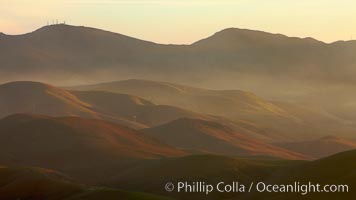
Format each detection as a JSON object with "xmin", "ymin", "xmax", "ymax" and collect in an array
[{"xmin": 1, "ymin": 0, "xmax": 355, "ymax": 44}]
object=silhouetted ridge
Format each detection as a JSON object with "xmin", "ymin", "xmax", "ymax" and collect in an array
[
  {"xmin": 27, "ymin": 24, "xmax": 158, "ymax": 46},
  {"xmin": 193, "ymin": 27, "xmax": 324, "ymax": 48}
]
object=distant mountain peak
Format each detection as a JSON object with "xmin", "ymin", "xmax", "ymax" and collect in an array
[
  {"xmin": 193, "ymin": 27, "xmax": 323, "ymax": 46},
  {"xmin": 216, "ymin": 27, "xmax": 280, "ymax": 36},
  {"xmin": 0, "ymin": 81, "xmax": 53, "ymax": 91},
  {"xmin": 26, "ymin": 24, "xmax": 157, "ymax": 46},
  {"xmin": 1, "ymin": 113, "xmax": 50, "ymax": 122}
]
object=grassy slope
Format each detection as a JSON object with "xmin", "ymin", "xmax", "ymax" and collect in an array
[
  {"xmin": 277, "ymin": 135, "xmax": 356, "ymax": 159},
  {"xmin": 143, "ymin": 118, "xmax": 307, "ymax": 159},
  {"xmin": 0, "ymin": 81, "xmax": 215, "ymax": 129},
  {"xmin": 242, "ymin": 150, "xmax": 356, "ymax": 200},
  {"xmin": 108, "ymin": 154, "xmax": 303, "ymax": 200},
  {"xmin": 108, "ymin": 150, "xmax": 356, "ymax": 200},
  {"xmin": 64, "ymin": 188, "xmax": 173, "ymax": 200},
  {"xmin": 0, "ymin": 114, "xmax": 185, "ymax": 183},
  {"xmin": 0, "ymin": 166, "xmax": 82, "ymax": 200},
  {"xmin": 72, "ymin": 90, "xmax": 213, "ymax": 127},
  {"xmin": 0, "ymin": 166, "xmax": 171, "ymax": 200},
  {"xmin": 0, "ymin": 151, "xmax": 354, "ymax": 200}
]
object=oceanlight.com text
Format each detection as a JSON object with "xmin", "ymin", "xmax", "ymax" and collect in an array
[{"xmin": 164, "ymin": 181, "xmax": 349, "ymax": 195}]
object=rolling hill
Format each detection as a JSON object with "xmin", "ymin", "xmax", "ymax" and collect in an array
[
  {"xmin": 277, "ymin": 136, "xmax": 356, "ymax": 159},
  {"xmin": 108, "ymin": 150, "xmax": 356, "ymax": 200},
  {"xmin": 72, "ymin": 79, "xmax": 356, "ymax": 141},
  {"xmin": 1, "ymin": 81, "xmax": 353, "ymax": 159},
  {"xmin": 72, "ymin": 90, "xmax": 213, "ymax": 127},
  {"xmin": 108, "ymin": 154, "xmax": 303, "ymax": 200},
  {"xmin": 0, "ymin": 166, "xmax": 82, "ymax": 200},
  {"xmin": 0, "ymin": 81, "xmax": 213, "ymax": 129},
  {"xmin": 0, "ymin": 166, "xmax": 172, "ymax": 200},
  {"xmin": 244, "ymin": 150, "xmax": 356, "ymax": 200},
  {"xmin": 0, "ymin": 114, "xmax": 185, "ymax": 183},
  {"xmin": 1, "ymin": 81, "xmax": 328, "ymax": 159},
  {"xmin": 0, "ymin": 81, "xmax": 97, "ymax": 118},
  {"xmin": 1, "ymin": 150, "xmax": 354, "ymax": 200},
  {"xmin": 71, "ymin": 79, "xmax": 291, "ymax": 119},
  {"xmin": 143, "ymin": 118, "xmax": 307, "ymax": 159}
]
